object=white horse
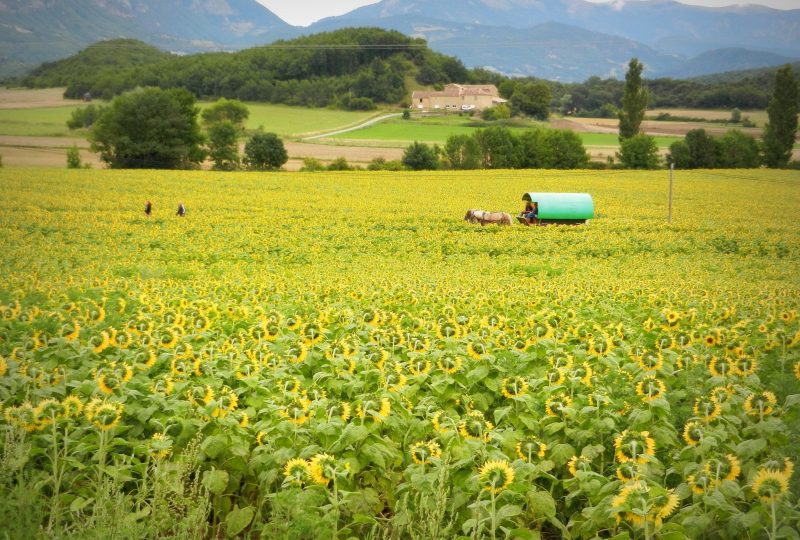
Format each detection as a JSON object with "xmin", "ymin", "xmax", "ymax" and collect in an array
[{"xmin": 464, "ymin": 209, "xmax": 512, "ymax": 226}]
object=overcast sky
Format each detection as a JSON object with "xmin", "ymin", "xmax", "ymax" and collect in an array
[{"xmin": 256, "ymin": 0, "xmax": 800, "ymax": 26}]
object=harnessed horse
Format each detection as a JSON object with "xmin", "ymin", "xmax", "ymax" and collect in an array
[{"xmin": 464, "ymin": 209, "xmax": 512, "ymax": 226}]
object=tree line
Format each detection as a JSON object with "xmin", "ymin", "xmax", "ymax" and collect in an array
[{"xmin": 13, "ymin": 30, "xmax": 800, "ymax": 114}]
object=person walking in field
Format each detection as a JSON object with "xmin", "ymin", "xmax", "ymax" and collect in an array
[
  {"xmin": 144, "ymin": 200, "xmax": 153, "ymax": 217},
  {"xmin": 176, "ymin": 202, "xmax": 186, "ymax": 217}
]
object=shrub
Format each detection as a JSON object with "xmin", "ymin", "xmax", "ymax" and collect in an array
[
  {"xmin": 300, "ymin": 157, "xmax": 326, "ymax": 172},
  {"xmin": 718, "ymin": 130, "xmax": 761, "ymax": 168},
  {"xmin": 244, "ymin": 132, "xmax": 288, "ymax": 171},
  {"xmin": 402, "ymin": 110, "xmax": 411, "ymax": 120},
  {"xmin": 618, "ymin": 134, "xmax": 661, "ymax": 169},
  {"xmin": 402, "ymin": 141, "xmax": 439, "ymax": 170},
  {"xmin": 326, "ymin": 157, "xmax": 353, "ymax": 171},
  {"xmin": 67, "ymin": 145, "xmax": 83, "ymax": 169}
]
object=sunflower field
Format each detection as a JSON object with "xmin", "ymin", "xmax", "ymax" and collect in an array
[{"xmin": 0, "ymin": 168, "xmax": 798, "ymax": 539}]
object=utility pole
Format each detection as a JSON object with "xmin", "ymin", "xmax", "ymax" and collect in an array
[{"xmin": 668, "ymin": 163, "xmax": 674, "ymax": 224}]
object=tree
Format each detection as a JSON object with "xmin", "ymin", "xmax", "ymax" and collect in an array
[
  {"xmin": 201, "ymin": 98, "xmax": 249, "ymax": 127},
  {"xmin": 618, "ymin": 58, "xmax": 648, "ymax": 141},
  {"xmin": 67, "ymin": 104, "xmax": 106, "ymax": 130},
  {"xmin": 402, "ymin": 141, "xmax": 439, "ymax": 170},
  {"xmin": 89, "ymin": 87, "xmax": 205, "ymax": 169},
  {"xmin": 442, "ymin": 134, "xmax": 480, "ymax": 170},
  {"xmin": 684, "ymin": 129, "xmax": 720, "ymax": 169},
  {"xmin": 207, "ymin": 121, "xmax": 240, "ymax": 170},
  {"xmin": 514, "ymin": 128, "xmax": 554, "ymax": 169},
  {"xmin": 762, "ymin": 65, "xmax": 799, "ymax": 168},
  {"xmin": 618, "ymin": 134, "xmax": 660, "ymax": 169},
  {"xmin": 544, "ymin": 130, "xmax": 589, "ymax": 169},
  {"xmin": 666, "ymin": 140, "xmax": 691, "ymax": 169},
  {"xmin": 474, "ymin": 127, "xmax": 516, "ymax": 169},
  {"xmin": 327, "ymin": 157, "xmax": 354, "ymax": 171},
  {"xmin": 510, "ymin": 81, "xmax": 552, "ymax": 120},
  {"xmin": 718, "ymin": 130, "xmax": 761, "ymax": 168},
  {"xmin": 244, "ymin": 132, "xmax": 288, "ymax": 170}
]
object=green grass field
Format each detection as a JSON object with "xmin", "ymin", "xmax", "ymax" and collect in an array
[
  {"xmin": 0, "ymin": 102, "xmax": 378, "ymax": 138},
  {"xmin": 0, "ymin": 106, "xmax": 84, "ymax": 137},
  {"xmin": 241, "ymin": 103, "xmax": 379, "ymax": 137},
  {"xmin": 578, "ymin": 133, "xmax": 682, "ymax": 148}
]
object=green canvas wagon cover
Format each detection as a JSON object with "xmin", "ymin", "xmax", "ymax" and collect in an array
[{"xmin": 522, "ymin": 192, "xmax": 594, "ymax": 221}]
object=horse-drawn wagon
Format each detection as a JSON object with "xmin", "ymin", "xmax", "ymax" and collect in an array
[{"xmin": 518, "ymin": 192, "xmax": 594, "ymax": 226}]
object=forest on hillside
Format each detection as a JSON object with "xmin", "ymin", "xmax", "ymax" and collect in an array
[{"xmin": 11, "ymin": 28, "xmax": 800, "ymax": 113}]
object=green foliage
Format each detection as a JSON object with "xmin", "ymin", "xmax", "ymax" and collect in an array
[
  {"xmin": 718, "ymin": 130, "xmax": 761, "ymax": 168},
  {"xmin": 474, "ymin": 126, "xmax": 516, "ymax": 169},
  {"xmin": 326, "ymin": 157, "xmax": 354, "ymax": 171},
  {"xmin": 207, "ymin": 121, "xmax": 240, "ymax": 171},
  {"xmin": 89, "ymin": 87, "xmax": 205, "ymax": 169},
  {"xmin": 667, "ymin": 140, "xmax": 691, "ymax": 169},
  {"xmin": 243, "ymin": 132, "xmax": 287, "ymax": 171},
  {"xmin": 442, "ymin": 134, "xmax": 481, "ymax": 170},
  {"xmin": 402, "ymin": 141, "xmax": 439, "ymax": 170},
  {"xmin": 545, "ymin": 129, "xmax": 590, "ymax": 169},
  {"xmin": 481, "ymin": 104, "xmax": 511, "ymax": 121},
  {"xmin": 21, "ymin": 39, "xmax": 172, "ymax": 99},
  {"xmin": 684, "ymin": 128, "xmax": 721, "ymax": 168},
  {"xmin": 618, "ymin": 58, "xmax": 649, "ymax": 141},
  {"xmin": 300, "ymin": 157, "xmax": 326, "ymax": 172},
  {"xmin": 402, "ymin": 110, "xmax": 411, "ymax": 120},
  {"xmin": 514, "ymin": 127, "xmax": 554, "ymax": 169},
  {"xmin": 19, "ymin": 30, "xmax": 471, "ymax": 110},
  {"xmin": 366, "ymin": 157, "xmax": 404, "ymax": 171},
  {"xmin": 762, "ymin": 65, "xmax": 799, "ymax": 168},
  {"xmin": 510, "ymin": 81, "xmax": 552, "ymax": 120},
  {"xmin": 66, "ymin": 104, "xmax": 105, "ymax": 130},
  {"xmin": 201, "ymin": 98, "xmax": 249, "ymax": 127},
  {"xmin": 618, "ymin": 134, "xmax": 661, "ymax": 169},
  {"xmin": 66, "ymin": 145, "xmax": 82, "ymax": 169},
  {"xmin": 729, "ymin": 108, "xmax": 742, "ymax": 123}
]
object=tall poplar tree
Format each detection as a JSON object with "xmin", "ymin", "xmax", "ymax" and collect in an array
[
  {"xmin": 618, "ymin": 58, "xmax": 649, "ymax": 141},
  {"xmin": 762, "ymin": 65, "xmax": 799, "ymax": 168}
]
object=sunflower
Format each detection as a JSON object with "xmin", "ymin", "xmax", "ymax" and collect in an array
[
  {"xmin": 431, "ymin": 410, "xmax": 454, "ymax": 433},
  {"xmin": 211, "ymin": 386, "xmax": 238, "ymax": 418},
  {"xmin": 286, "ymin": 342, "xmax": 309, "ymax": 364},
  {"xmin": 616, "ymin": 463, "xmax": 641, "ymax": 483},
  {"xmin": 568, "ymin": 455, "xmax": 592, "ymax": 476},
  {"xmin": 284, "ymin": 458, "xmax": 312, "ymax": 485},
  {"xmin": 0, "ymin": 355, "xmax": 6, "ymax": 377},
  {"xmin": 437, "ymin": 354, "xmax": 463, "ymax": 374},
  {"xmin": 611, "ymin": 481, "xmax": 679, "ymax": 528},
  {"xmin": 150, "ymin": 433, "xmax": 172, "ymax": 460},
  {"xmin": 614, "ymin": 430, "xmax": 656, "ymax": 464},
  {"xmin": 285, "ymin": 314, "xmax": 303, "ymax": 331},
  {"xmin": 693, "ymin": 395, "xmax": 722, "ymax": 422},
  {"xmin": 150, "ymin": 376, "xmax": 174, "ymax": 396},
  {"xmin": 707, "ymin": 356, "xmax": 734, "ymax": 378},
  {"xmin": 308, "ymin": 453, "xmax": 348, "ymax": 486},
  {"xmin": 751, "ymin": 468, "xmax": 790, "ymax": 502},
  {"xmin": 85, "ymin": 399, "xmax": 123, "ymax": 431},
  {"xmin": 544, "ymin": 367, "xmax": 567, "ymax": 386},
  {"xmin": 516, "ymin": 437, "xmax": 547, "ymax": 461},
  {"xmin": 186, "ymin": 385, "xmax": 214, "ymax": 407},
  {"xmin": 637, "ymin": 350, "xmax": 663, "ymax": 372},
  {"xmin": 682, "ymin": 421, "xmax": 704, "ymax": 446},
  {"xmin": 571, "ymin": 363, "xmax": 593, "ymax": 387},
  {"xmin": 548, "ymin": 352, "xmax": 573, "ymax": 370},
  {"xmin": 732, "ymin": 356, "xmax": 758, "ymax": 377},
  {"xmin": 4, "ymin": 402, "xmax": 39, "ymax": 432},
  {"xmin": 458, "ymin": 410, "xmax": 493, "ymax": 442},
  {"xmin": 635, "ymin": 376, "xmax": 666, "ymax": 403},
  {"xmin": 545, "ymin": 393, "xmax": 573, "ymax": 417},
  {"xmin": 479, "ymin": 460, "xmax": 515, "ymax": 494},
  {"xmin": 466, "ymin": 340, "xmax": 489, "ymax": 360},
  {"xmin": 501, "ymin": 377, "xmax": 528, "ymax": 399},
  {"xmin": 410, "ymin": 441, "xmax": 441, "ymax": 465},
  {"xmin": 279, "ymin": 397, "xmax": 313, "ymax": 425},
  {"xmin": 61, "ymin": 395, "xmax": 84, "ymax": 418},
  {"xmin": 744, "ymin": 391, "xmax": 777, "ymax": 418},
  {"xmin": 408, "ymin": 359, "xmax": 431, "ymax": 377}
]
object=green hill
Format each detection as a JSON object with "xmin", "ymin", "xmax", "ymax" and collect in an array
[{"xmin": 14, "ymin": 28, "xmax": 472, "ymax": 109}]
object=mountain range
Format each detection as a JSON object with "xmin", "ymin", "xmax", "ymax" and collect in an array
[{"xmin": 1, "ymin": 0, "xmax": 798, "ymax": 81}]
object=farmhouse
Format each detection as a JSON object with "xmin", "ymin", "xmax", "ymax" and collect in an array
[{"xmin": 411, "ymin": 84, "xmax": 506, "ymax": 112}]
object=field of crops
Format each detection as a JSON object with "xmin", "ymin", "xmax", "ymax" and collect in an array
[{"xmin": 0, "ymin": 168, "xmax": 798, "ymax": 539}]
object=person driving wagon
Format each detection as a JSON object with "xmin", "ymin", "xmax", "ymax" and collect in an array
[{"xmin": 519, "ymin": 201, "xmax": 538, "ymax": 226}]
